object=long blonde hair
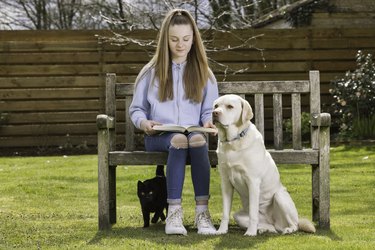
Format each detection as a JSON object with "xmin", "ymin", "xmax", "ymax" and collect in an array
[{"xmin": 136, "ymin": 9, "xmax": 211, "ymax": 103}]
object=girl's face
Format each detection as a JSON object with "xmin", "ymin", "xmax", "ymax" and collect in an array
[{"xmin": 168, "ymin": 24, "xmax": 193, "ymax": 64}]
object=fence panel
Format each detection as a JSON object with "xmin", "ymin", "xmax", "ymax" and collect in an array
[{"xmin": 1, "ymin": 29, "xmax": 375, "ymax": 149}]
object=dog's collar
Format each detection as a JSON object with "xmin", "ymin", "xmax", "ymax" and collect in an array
[{"xmin": 220, "ymin": 125, "xmax": 250, "ymax": 143}]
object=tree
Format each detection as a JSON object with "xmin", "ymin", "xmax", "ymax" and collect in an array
[
  {"xmin": 0, "ymin": 0, "xmax": 120, "ymax": 30},
  {"xmin": 1, "ymin": 0, "xmax": 304, "ymax": 30},
  {"xmin": 209, "ymin": 0, "xmax": 233, "ymax": 29}
]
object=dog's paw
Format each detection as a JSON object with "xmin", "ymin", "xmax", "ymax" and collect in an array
[
  {"xmin": 282, "ymin": 227, "xmax": 297, "ymax": 235},
  {"xmin": 216, "ymin": 226, "xmax": 228, "ymax": 235},
  {"xmin": 216, "ymin": 222, "xmax": 229, "ymax": 235},
  {"xmin": 258, "ymin": 224, "xmax": 277, "ymax": 234},
  {"xmin": 244, "ymin": 229, "xmax": 257, "ymax": 236},
  {"xmin": 216, "ymin": 229, "xmax": 228, "ymax": 235},
  {"xmin": 258, "ymin": 228, "xmax": 277, "ymax": 235},
  {"xmin": 244, "ymin": 224, "xmax": 258, "ymax": 236}
]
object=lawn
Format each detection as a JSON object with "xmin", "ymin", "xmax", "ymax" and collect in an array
[{"xmin": 0, "ymin": 144, "xmax": 374, "ymax": 249}]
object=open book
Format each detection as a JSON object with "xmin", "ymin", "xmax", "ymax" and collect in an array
[{"xmin": 152, "ymin": 124, "xmax": 217, "ymax": 133}]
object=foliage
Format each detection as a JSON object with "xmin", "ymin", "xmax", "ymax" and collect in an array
[
  {"xmin": 352, "ymin": 115, "xmax": 375, "ymax": 139},
  {"xmin": 0, "ymin": 145, "xmax": 374, "ymax": 249},
  {"xmin": 329, "ymin": 50, "xmax": 375, "ymax": 139},
  {"xmin": 283, "ymin": 112, "xmax": 311, "ymax": 142}
]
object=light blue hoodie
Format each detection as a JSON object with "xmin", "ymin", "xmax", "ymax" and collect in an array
[{"xmin": 129, "ymin": 61, "xmax": 219, "ymax": 129}]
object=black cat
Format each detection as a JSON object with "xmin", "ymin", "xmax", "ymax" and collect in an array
[{"xmin": 137, "ymin": 165, "xmax": 168, "ymax": 227}]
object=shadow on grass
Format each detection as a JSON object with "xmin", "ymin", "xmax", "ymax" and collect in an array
[
  {"xmin": 87, "ymin": 224, "xmax": 270, "ymax": 249},
  {"xmin": 331, "ymin": 143, "xmax": 375, "ymax": 152},
  {"xmin": 316, "ymin": 228, "xmax": 342, "ymax": 241},
  {"xmin": 87, "ymin": 224, "xmax": 341, "ymax": 249}
]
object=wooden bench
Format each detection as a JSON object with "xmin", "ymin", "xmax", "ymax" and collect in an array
[{"xmin": 97, "ymin": 70, "xmax": 331, "ymax": 231}]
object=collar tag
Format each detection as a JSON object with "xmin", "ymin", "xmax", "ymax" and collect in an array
[{"xmin": 222, "ymin": 125, "xmax": 250, "ymax": 143}]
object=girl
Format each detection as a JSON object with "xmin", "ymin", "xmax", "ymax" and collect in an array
[{"xmin": 129, "ymin": 8, "xmax": 218, "ymax": 235}]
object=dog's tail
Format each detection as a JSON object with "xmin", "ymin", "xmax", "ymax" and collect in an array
[{"xmin": 298, "ymin": 218, "xmax": 316, "ymax": 233}]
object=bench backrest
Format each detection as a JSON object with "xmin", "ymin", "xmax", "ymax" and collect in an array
[{"xmin": 105, "ymin": 71, "xmax": 321, "ymax": 151}]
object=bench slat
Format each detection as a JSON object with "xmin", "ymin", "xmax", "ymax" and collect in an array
[
  {"xmin": 273, "ymin": 93, "xmax": 283, "ymax": 150},
  {"xmin": 115, "ymin": 81, "xmax": 311, "ymax": 96},
  {"xmin": 218, "ymin": 81, "xmax": 311, "ymax": 94},
  {"xmin": 254, "ymin": 94, "xmax": 265, "ymax": 139},
  {"xmin": 292, "ymin": 93, "xmax": 302, "ymax": 150},
  {"xmin": 108, "ymin": 149, "xmax": 319, "ymax": 166}
]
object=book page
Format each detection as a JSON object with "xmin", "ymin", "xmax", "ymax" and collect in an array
[
  {"xmin": 152, "ymin": 124, "xmax": 217, "ymax": 133},
  {"xmin": 152, "ymin": 124, "xmax": 186, "ymax": 133},
  {"xmin": 186, "ymin": 126, "xmax": 217, "ymax": 133}
]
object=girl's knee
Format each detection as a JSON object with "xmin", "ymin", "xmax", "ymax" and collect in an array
[
  {"xmin": 188, "ymin": 133, "xmax": 207, "ymax": 148},
  {"xmin": 170, "ymin": 134, "xmax": 188, "ymax": 149}
]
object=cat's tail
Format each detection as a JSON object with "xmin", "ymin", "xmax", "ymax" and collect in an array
[{"xmin": 156, "ymin": 165, "xmax": 165, "ymax": 177}]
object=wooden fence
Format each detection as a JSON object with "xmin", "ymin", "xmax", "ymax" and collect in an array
[{"xmin": 1, "ymin": 28, "xmax": 375, "ymax": 149}]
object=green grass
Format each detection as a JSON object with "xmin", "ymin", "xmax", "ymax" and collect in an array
[{"xmin": 0, "ymin": 144, "xmax": 374, "ymax": 249}]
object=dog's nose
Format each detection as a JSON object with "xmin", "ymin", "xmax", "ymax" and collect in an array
[{"xmin": 212, "ymin": 110, "xmax": 220, "ymax": 123}]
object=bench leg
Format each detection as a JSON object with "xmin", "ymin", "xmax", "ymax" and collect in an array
[
  {"xmin": 319, "ymin": 125, "xmax": 330, "ymax": 229},
  {"xmin": 109, "ymin": 165, "xmax": 117, "ymax": 224},
  {"xmin": 98, "ymin": 129, "xmax": 111, "ymax": 230},
  {"xmin": 312, "ymin": 163, "xmax": 319, "ymax": 223},
  {"xmin": 312, "ymin": 126, "xmax": 330, "ymax": 229}
]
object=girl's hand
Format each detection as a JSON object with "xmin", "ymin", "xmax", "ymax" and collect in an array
[
  {"xmin": 203, "ymin": 121, "xmax": 218, "ymax": 136},
  {"xmin": 140, "ymin": 120, "xmax": 162, "ymax": 135}
]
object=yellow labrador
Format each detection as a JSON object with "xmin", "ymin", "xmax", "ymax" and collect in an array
[{"xmin": 213, "ymin": 94, "xmax": 315, "ymax": 236}]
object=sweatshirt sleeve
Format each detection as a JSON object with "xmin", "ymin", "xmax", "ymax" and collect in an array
[
  {"xmin": 129, "ymin": 70, "xmax": 151, "ymax": 129},
  {"xmin": 201, "ymin": 74, "xmax": 219, "ymax": 125}
]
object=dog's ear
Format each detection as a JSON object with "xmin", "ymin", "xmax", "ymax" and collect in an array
[{"xmin": 241, "ymin": 97, "xmax": 253, "ymax": 123}]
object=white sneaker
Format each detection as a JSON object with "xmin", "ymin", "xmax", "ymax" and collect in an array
[
  {"xmin": 195, "ymin": 210, "xmax": 216, "ymax": 235},
  {"xmin": 165, "ymin": 207, "xmax": 187, "ymax": 236}
]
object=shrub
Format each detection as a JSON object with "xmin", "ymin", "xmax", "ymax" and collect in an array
[
  {"xmin": 329, "ymin": 50, "xmax": 375, "ymax": 139},
  {"xmin": 284, "ymin": 112, "xmax": 311, "ymax": 142},
  {"xmin": 352, "ymin": 115, "xmax": 375, "ymax": 139}
]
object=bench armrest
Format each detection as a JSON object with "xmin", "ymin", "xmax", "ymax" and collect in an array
[
  {"xmin": 96, "ymin": 114, "xmax": 115, "ymax": 129},
  {"xmin": 311, "ymin": 113, "xmax": 331, "ymax": 127}
]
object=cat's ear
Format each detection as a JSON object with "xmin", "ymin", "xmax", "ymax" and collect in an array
[{"xmin": 137, "ymin": 180, "xmax": 144, "ymax": 188}]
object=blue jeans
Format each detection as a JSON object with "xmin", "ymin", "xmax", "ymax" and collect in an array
[{"xmin": 144, "ymin": 132, "xmax": 211, "ymax": 204}]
